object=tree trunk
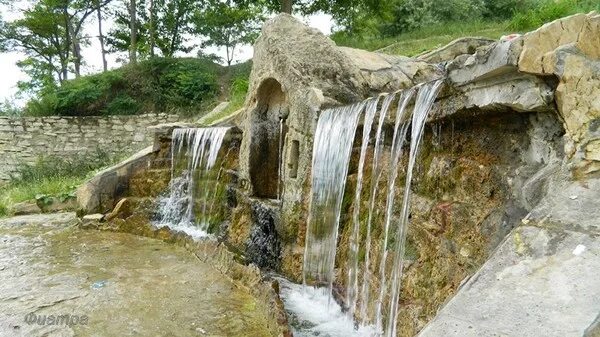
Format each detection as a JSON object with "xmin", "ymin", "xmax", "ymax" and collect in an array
[
  {"xmin": 149, "ymin": 0, "xmax": 155, "ymax": 57},
  {"xmin": 62, "ymin": 7, "xmax": 71, "ymax": 81},
  {"xmin": 129, "ymin": 0, "xmax": 137, "ymax": 64},
  {"xmin": 281, "ymin": 0, "xmax": 292, "ymax": 13},
  {"xmin": 97, "ymin": 0, "xmax": 108, "ymax": 71},
  {"xmin": 70, "ymin": 24, "xmax": 82, "ymax": 77}
]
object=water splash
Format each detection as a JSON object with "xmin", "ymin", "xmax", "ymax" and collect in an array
[
  {"xmin": 302, "ymin": 101, "xmax": 366, "ymax": 291},
  {"xmin": 155, "ymin": 127, "xmax": 230, "ymax": 238},
  {"xmin": 278, "ymin": 278, "xmax": 377, "ymax": 337}
]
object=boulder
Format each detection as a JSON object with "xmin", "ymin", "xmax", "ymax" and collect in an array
[
  {"xmin": 551, "ymin": 47, "xmax": 600, "ymax": 168},
  {"xmin": 339, "ymin": 47, "xmax": 440, "ymax": 93},
  {"xmin": 10, "ymin": 201, "xmax": 40, "ymax": 215},
  {"xmin": 518, "ymin": 12, "xmax": 598, "ymax": 75},
  {"xmin": 418, "ymin": 225, "xmax": 600, "ymax": 337},
  {"xmin": 447, "ymin": 38, "xmax": 523, "ymax": 86}
]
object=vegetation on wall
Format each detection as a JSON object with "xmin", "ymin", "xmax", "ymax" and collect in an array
[{"xmin": 0, "ymin": 150, "xmax": 118, "ymax": 217}]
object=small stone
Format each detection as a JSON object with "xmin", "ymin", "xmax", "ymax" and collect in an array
[
  {"xmin": 10, "ymin": 201, "xmax": 40, "ymax": 215},
  {"xmin": 82, "ymin": 213, "xmax": 104, "ymax": 222}
]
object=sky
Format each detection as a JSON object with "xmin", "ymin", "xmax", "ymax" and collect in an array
[{"xmin": 0, "ymin": 2, "xmax": 334, "ymax": 105}]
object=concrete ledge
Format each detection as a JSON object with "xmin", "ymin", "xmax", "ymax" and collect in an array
[
  {"xmin": 77, "ymin": 146, "xmax": 156, "ymax": 214},
  {"xmin": 418, "ymin": 225, "xmax": 600, "ymax": 337}
]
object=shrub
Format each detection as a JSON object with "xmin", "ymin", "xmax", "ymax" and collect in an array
[
  {"xmin": 383, "ymin": 0, "xmax": 486, "ymax": 35},
  {"xmin": 510, "ymin": 0, "xmax": 600, "ymax": 31},
  {"xmin": 482, "ymin": 0, "xmax": 535, "ymax": 20},
  {"xmin": 24, "ymin": 57, "xmax": 221, "ymax": 117},
  {"xmin": 0, "ymin": 150, "xmax": 117, "ymax": 218},
  {"xmin": 102, "ymin": 94, "xmax": 141, "ymax": 115}
]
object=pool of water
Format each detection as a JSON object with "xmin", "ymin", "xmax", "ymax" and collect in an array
[{"xmin": 0, "ymin": 213, "xmax": 273, "ymax": 337}]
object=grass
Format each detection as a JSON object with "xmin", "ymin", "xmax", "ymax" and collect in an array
[
  {"xmin": 332, "ymin": 0, "xmax": 600, "ymax": 57},
  {"xmin": 198, "ymin": 76, "xmax": 249, "ymax": 126},
  {"xmin": 0, "ymin": 151, "xmax": 118, "ymax": 218},
  {"xmin": 332, "ymin": 20, "xmax": 512, "ymax": 57},
  {"xmin": 0, "ymin": 176, "xmax": 85, "ymax": 216}
]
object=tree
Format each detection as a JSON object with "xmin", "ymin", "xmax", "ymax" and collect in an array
[
  {"xmin": 96, "ymin": 0, "xmax": 109, "ymax": 71},
  {"xmin": 0, "ymin": 1, "xmax": 71, "ymax": 85},
  {"xmin": 0, "ymin": 0, "xmax": 113, "ymax": 92},
  {"xmin": 108, "ymin": 0, "xmax": 197, "ymax": 60},
  {"xmin": 281, "ymin": 0, "xmax": 292, "ymax": 13},
  {"xmin": 194, "ymin": 0, "xmax": 263, "ymax": 66},
  {"xmin": 129, "ymin": 0, "xmax": 137, "ymax": 64},
  {"xmin": 154, "ymin": 0, "xmax": 196, "ymax": 57}
]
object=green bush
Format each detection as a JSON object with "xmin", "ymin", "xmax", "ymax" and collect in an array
[
  {"xmin": 382, "ymin": 0, "xmax": 486, "ymax": 35},
  {"xmin": 510, "ymin": 0, "xmax": 600, "ymax": 31},
  {"xmin": 24, "ymin": 57, "xmax": 222, "ymax": 117},
  {"xmin": 102, "ymin": 94, "xmax": 141, "ymax": 115},
  {"xmin": 482, "ymin": 0, "xmax": 535, "ymax": 19}
]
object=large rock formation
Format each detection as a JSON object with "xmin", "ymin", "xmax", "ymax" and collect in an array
[{"xmin": 75, "ymin": 11, "xmax": 600, "ymax": 337}]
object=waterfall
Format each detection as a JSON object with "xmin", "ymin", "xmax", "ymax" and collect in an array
[
  {"xmin": 359, "ymin": 93, "xmax": 396, "ymax": 324},
  {"xmin": 302, "ymin": 101, "xmax": 366, "ymax": 290},
  {"xmin": 384, "ymin": 80, "xmax": 443, "ymax": 337},
  {"xmin": 347, "ymin": 96, "xmax": 380, "ymax": 319},
  {"xmin": 374, "ymin": 88, "xmax": 415, "ymax": 332},
  {"xmin": 155, "ymin": 127, "xmax": 230, "ymax": 238},
  {"xmin": 301, "ymin": 80, "xmax": 443, "ymax": 336}
]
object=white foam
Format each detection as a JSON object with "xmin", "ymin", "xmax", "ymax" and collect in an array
[
  {"xmin": 277, "ymin": 278, "xmax": 376, "ymax": 337},
  {"xmin": 573, "ymin": 244, "xmax": 586, "ymax": 256},
  {"xmin": 153, "ymin": 222, "xmax": 211, "ymax": 240}
]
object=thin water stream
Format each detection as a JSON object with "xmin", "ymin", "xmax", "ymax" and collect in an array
[{"xmin": 155, "ymin": 127, "xmax": 230, "ymax": 238}]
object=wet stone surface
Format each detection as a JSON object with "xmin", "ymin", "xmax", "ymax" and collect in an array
[{"xmin": 0, "ymin": 213, "xmax": 273, "ymax": 337}]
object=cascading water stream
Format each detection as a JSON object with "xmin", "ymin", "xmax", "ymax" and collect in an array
[
  {"xmin": 347, "ymin": 96, "xmax": 380, "ymax": 319},
  {"xmin": 373, "ymin": 88, "xmax": 415, "ymax": 332},
  {"xmin": 302, "ymin": 101, "xmax": 366, "ymax": 292},
  {"xmin": 155, "ymin": 127, "xmax": 230, "ymax": 238},
  {"xmin": 297, "ymin": 79, "xmax": 443, "ymax": 337},
  {"xmin": 359, "ymin": 93, "xmax": 396, "ymax": 323},
  {"xmin": 384, "ymin": 80, "xmax": 443, "ymax": 337}
]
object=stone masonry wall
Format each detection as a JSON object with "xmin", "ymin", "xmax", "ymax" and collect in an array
[{"xmin": 0, "ymin": 113, "xmax": 179, "ymax": 182}]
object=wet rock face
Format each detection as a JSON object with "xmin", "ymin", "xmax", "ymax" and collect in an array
[
  {"xmin": 246, "ymin": 202, "xmax": 282, "ymax": 270},
  {"xmin": 330, "ymin": 111, "xmax": 564, "ymax": 337}
]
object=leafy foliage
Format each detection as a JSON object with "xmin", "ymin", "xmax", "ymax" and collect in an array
[
  {"xmin": 25, "ymin": 57, "xmax": 220, "ymax": 116},
  {"xmin": 107, "ymin": 0, "xmax": 197, "ymax": 58},
  {"xmin": 0, "ymin": 0, "xmax": 112, "ymax": 94},
  {"xmin": 194, "ymin": 0, "xmax": 264, "ymax": 66},
  {"xmin": 509, "ymin": 0, "xmax": 600, "ymax": 31},
  {"xmin": 0, "ymin": 150, "xmax": 117, "ymax": 217}
]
